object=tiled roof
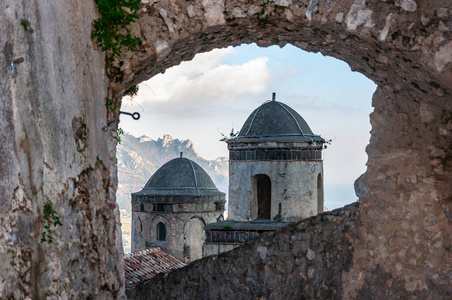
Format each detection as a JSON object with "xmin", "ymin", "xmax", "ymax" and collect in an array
[{"xmin": 124, "ymin": 247, "xmax": 186, "ymax": 289}]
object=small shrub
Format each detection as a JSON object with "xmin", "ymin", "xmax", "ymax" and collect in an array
[
  {"xmin": 117, "ymin": 127, "xmax": 124, "ymax": 144},
  {"xmin": 41, "ymin": 200, "xmax": 62, "ymax": 244},
  {"xmin": 124, "ymin": 85, "xmax": 139, "ymax": 98},
  {"xmin": 20, "ymin": 19, "xmax": 34, "ymax": 33},
  {"xmin": 219, "ymin": 128, "xmax": 239, "ymax": 142},
  {"xmin": 105, "ymin": 98, "xmax": 115, "ymax": 112},
  {"xmin": 323, "ymin": 139, "xmax": 333, "ymax": 149},
  {"xmin": 91, "ymin": 0, "xmax": 141, "ymax": 57},
  {"xmin": 254, "ymin": 0, "xmax": 275, "ymax": 24}
]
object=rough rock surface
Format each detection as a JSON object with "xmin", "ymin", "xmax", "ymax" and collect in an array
[
  {"xmin": 127, "ymin": 205, "xmax": 358, "ymax": 299},
  {"xmin": 0, "ymin": 0, "xmax": 451, "ymax": 298},
  {"xmin": 0, "ymin": 1, "xmax": 124, "ymax": 298},
  {"xmin": 114, "ymin": 0, "xmax": 451, "ymax": 298}
]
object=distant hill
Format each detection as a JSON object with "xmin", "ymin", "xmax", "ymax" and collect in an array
[{"xmin": 116, "ymin": 133, "xmax": 229, "ymax": 211}]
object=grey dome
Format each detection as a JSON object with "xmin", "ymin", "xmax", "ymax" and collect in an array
[
  {"xmin": 233, "ymin": 100, "xmax": 324, "ymax": 143},
  {"xmin": 137, "ymin": 158, "xmax": 224, "ymax": 197}
]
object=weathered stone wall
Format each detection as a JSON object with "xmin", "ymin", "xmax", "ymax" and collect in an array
[
  {"xmin": 126, "ymin": 205, "xmax": 358, "ymax": 299},
  {"xmin": 108, "ymin": 0, "xmax": 452, "ymax": 94},
  {"xmin": 115, "ymin": 0, "xmax": 451, "ymax": 298},
  {"xmin": 0, "ymin": 1, "xmax": 123, "ymax": 298},
  {"xmin": 203, "ymin": 241, "xmax": 239, "ymax": 258},
  {"xmin": 345, "ymin": 85, "xmax": 452, "ymax": 298}
]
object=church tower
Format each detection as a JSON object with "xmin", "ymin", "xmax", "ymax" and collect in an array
[
  {"xmin": 131, "ymin": 154, "xmax": 226, "ymax": 262},
  {"xmin": 227, "ymin": 94, "xmax": 325, "ymax": 221}
]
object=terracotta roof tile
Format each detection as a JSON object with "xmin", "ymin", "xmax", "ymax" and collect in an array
[{"xmin": 124, "ymin": 247, "xmax": 186, "ymax": 289}]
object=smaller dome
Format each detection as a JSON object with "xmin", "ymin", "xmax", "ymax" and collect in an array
[
  {"xmin": 135, "ymin": 158, "xmax": 225, "ymax": 197},
  {"xmin": 232, "ymin": 97, "xmax": 324, "ymax": 143}
]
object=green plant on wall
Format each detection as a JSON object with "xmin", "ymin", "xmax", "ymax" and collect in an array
[
  {"xmin": 105, "ymin": 98, "xmax": 115, "ymax": 112},
  {"xmin": 309, "ymin": 138, "xmax": 333, "ymax": 149},
  {"xmin": 41, "ymin": 200, "xmax": 63, "ymax": 244},
  {"xmin": 254, "ymin": 0, "xmax": 275, "ymax": 24},
  {"xmin": 117, "ymin": 127, "xmax": 124, "ymax": 144},
  {"xmin": 20, "ymin": 19, "xmax": 34, "ymax": 33},
  {"xmin": 219, "ymin": 128, "xmax": 239, "ymax": 142},
  {"xmin": 91, "ymin": 0, "xmax": 141, "ymax": 57},
  {"xmin": 323, "ymin": 139, "xmax": 333, "ymax": 149}
]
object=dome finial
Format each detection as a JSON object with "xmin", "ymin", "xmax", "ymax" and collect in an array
[
  {"xmin": 272, "ymin": 92, "xmax": 276, "ymax": 101},
  {"xmin": 180, "ymin": 152, "xmax": 183, "ymax": 158}
]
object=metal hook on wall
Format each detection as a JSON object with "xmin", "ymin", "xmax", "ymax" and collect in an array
[
  {"xmin": 10, "ymin": 57, "xmax": 24, "ymax": 77},
  {"xmin": 119, "ymin": 111, "xmax": 140, "ymax": 120}
]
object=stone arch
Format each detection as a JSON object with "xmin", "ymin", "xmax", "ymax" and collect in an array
[
  {"xmin": 2, "ymin": 0, "xmax": 451, "ymax": 298},
  {"xmin": 106, "ymin": 0, "xmax": 452, "ymax": 297},
  {"xmin": 108, "ymin": 1, "xmax": 450, "ymax": 97},
  {"xmin": 183, "ymin": 216, "xmax": 207, "ymax": 262},
  {"xmin": 149, "ymin": 214, "xmax": 170, "ymax": 242}
]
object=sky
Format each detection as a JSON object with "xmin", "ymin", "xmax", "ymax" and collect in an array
[{"xmin": 119, "ymin": 43, "xmax": 377, "ymax": 209}]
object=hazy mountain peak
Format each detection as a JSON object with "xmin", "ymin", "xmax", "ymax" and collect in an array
[
  {"xmin": 183, "ymin": 139, "xmax": 193, "ymax": 149},
  {"xmin": 161, "ymin": 134, "xmax": 173, "ymax": 147},
  {"xmin": 139, "ymin": 135, "xmax": 154, "ymax": 143}
]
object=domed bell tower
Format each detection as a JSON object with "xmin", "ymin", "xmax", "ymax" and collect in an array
[
  {"xmin": 227, "ymin": 93, "xmax": 325, "ymax": 221},
  {"xmin": 131, "ymin": 154, "xmax": 226, "ymax": 262}
]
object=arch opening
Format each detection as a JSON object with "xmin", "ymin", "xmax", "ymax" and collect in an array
[
  {"xmin": 183, "ymin": 217, "xmax": 206, "ymax": 262},
  {"xmin": 118, "ymin": 44, "xmax": 373, "ymax": 218},
  {"xmin": 108, "ymin": 1, "xmax": 451, "ymax": 296},
  {"xmin": 317, "ymin": 173, "xmax": 324, "ymax": 214},
  {"xmin": 254, "ymin": 174, "xmax": 272, "ymax": 220},
  {"xmin": 119, "ymin": 43, "xmax": 375, "ymax": 252},
  {"xmin": 156, "ymin": 222, "xmax": 167, "ymax": 241}
]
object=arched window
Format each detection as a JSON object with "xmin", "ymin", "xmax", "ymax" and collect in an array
[
  {"xmin": 317, "ymin": 173, "xmax": 324, "ymax": 213},
  {"xmin": 255, "ymin": 174, "xmax": 271, "ymax": 219},
  {"xmin": 156, "ymin": 222, "xmax": 166, "ymax": 241}
]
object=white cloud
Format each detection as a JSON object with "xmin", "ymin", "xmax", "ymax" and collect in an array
[
  {"xmin": 119, "ymin": 47, "xmax": 273, "ymax": 161},
  {"xmin": 131, "ymin": 47, "xmax": 270, "ymax": 107}
]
